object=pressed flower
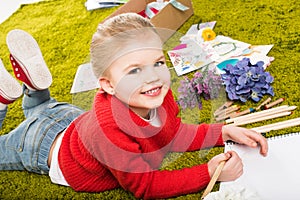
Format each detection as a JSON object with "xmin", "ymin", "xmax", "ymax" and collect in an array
[
  {"xmin": 177, "ymin": 68, "xmax": 222, "ymax": 110},
  {"xmin": 202, "ymin": 27, "xmax": 216, "ymax": 41},
  {"xmin": 221, "ymin": 58, "xmax": 274, "ymax": 102},
  {"xmin": 177, "ymin": 77, "xmax": 199, "ymax": 109}
]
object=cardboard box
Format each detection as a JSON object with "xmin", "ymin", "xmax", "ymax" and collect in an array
[{"xmin": 104, "ymin": 0, "xmax": 194, "ymax": 40}]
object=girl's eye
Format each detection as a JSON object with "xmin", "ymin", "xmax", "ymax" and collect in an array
[
  {"xmin": 128, "ymin": 68, "xmax": 141, "ymax": 75},
  {"xmin": 154, "ymin": 61, "xmax": 165, "ymax": 67}
]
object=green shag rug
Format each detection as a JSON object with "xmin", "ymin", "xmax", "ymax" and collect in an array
[{"xmin": 0, "ymin": 0, "xmax": 300, "ymax": 199}]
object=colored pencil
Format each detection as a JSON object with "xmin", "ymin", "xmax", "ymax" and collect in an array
[
  {"xmin": 256, "ymin": 97, "xmax": 272, "ymax": 110},
  {"xmin": 214, "ymin": 101, "xmax": 234, "ymax": 116},
  {"xmin": 252, "ymin": 117, "xmax": 300, "ymax": 133},
  {"xmin": 225, "ymin": 105, "xmax": 295, "ymax": 124},
  {"xmin": 255, "ymin": 97, "xmax": 272, "ymax": 111},
  {"xmin": 233, "ymin": 111, "xmax": 292, "ymax": 126},
  {"xmin": 214, "ymin": 105, "xmax": 240, "ymax": 118},
  {"xmin": 229, "ymin": 107, "xmax": 256, "ymax": 118},
  {"xmin": 264, "ymin": 98, "xmax": 285, "ymax": 109},
  {"xmin": 232, "ymin": 105, "xmax": 296, "ymax": 125}
]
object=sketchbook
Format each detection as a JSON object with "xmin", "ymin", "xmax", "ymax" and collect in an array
[{"xmin": 220, "ymin": 132, "xmax": 300, "ymax": 200}]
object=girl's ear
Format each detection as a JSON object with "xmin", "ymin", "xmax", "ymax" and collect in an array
[{"xmin": 99, "ymin": 77, "xmax": 115, "ymax": 95}]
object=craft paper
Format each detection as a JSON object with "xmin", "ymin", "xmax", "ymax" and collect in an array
[{"xmin": 70, "ymin": 62, "xmax": 100, "ymax": 93}]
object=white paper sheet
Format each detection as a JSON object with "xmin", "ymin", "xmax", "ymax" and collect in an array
[
  {"xmin": 70, "ymin": 62, "xmax": 100, "ymax": 93},
  {"xmin": 221, "ymin": 133, "xmax": 300, "ymax": 200}
]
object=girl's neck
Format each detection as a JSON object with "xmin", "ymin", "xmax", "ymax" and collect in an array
[{"xmin": 129, "ymin": 106, "xmax": 150, "ymax": 119}]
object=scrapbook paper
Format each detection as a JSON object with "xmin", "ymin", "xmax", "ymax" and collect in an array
[
  {"xmin": 70, "ymin": 62, "xmax": 100, "ymax": 93},
  {"xmin": 185, "ymin": 21, "xmax": 216, "ymax": 36},
  {"xmin": 214, "ymin": 45, "xmax": 274, "ymax": 74},
  {"xmin": 241, "ymin": 45, "xmax": 274, "ymax": 68},
  {"xmin": 244, "ymin": 45, "xmax": 273, "ymax": 56},
  {"xmin": 216, "ymin": 58, "xmax": 239, "ymax": 74},
  {"xmin": 199, "ymin": 35, "xmax": 251, "ymax": 63},
  {"xmin": 168, "ymin": 40, "xmax": 213, "ymax": 76},
  {"xmin": 180, "ymin": 21, "xmax": 217, "ymax": 43}
]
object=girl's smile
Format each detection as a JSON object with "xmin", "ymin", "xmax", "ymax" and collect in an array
[{"xmin": 141, "ymin": 86, "xmax": 162, "ymax": 96}]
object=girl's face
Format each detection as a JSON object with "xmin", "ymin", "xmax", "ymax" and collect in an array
[{"xmin": 102, "ymin": 48, "xmax": 171, "ymax": 118}]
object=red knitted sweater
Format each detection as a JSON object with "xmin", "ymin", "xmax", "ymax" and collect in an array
[{"xmin": 58, "ymin": 90, "xmax": 224, "ymax": 199}]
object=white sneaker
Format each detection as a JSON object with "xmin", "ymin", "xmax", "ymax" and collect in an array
[
  {"xmin": 0, "ymin": 58, "xmax": 22, "ymax": 104},
  {"xmin": 6, "ymin": 29, "xmax": 52, "ymax": 90}
]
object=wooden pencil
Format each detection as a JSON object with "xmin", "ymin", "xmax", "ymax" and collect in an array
[
  {"xmin": 264, "ymin": 98, "xmax": 285, "ymax": 109},
  {"xmin": 201, "ymin": 161, "xmax": 226, "ymax": 199},
  {"xmin": 232, "ymin": 106, "xmax": 297, "ymax": 125},
  {"xmin": 226, "ymin": 105, "xmax": 290, "ymax": 124},
  {"xmin": 252, "ymin": 117, "xmax": 300, "ymax": 133},
  {"xmin": 233, "ymin": 111, "xmax": 292, "ymax": 126},
  {"xmin": 214, "ymin": 101, "xmax": 234, "ymax": 116},
  {"xmin": 229, "ymin": 107, "xmax": 256, "ymax": 118},
  {"xmin": 214, "ymin": 105, "xmax": 240, "ymax": 118},
  {"xmin": 254, "ymin": 117, "xmax": 300, "ymax": 130},
  {"xmin": 225, "ymin": 105, "xmax": 294, "ymax": 124},
  {"xmin": 256, "ymin": 97, "xmax": 272, "ymax": 110}
]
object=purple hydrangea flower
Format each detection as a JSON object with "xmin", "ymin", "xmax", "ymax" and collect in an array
[{"xmin": 221, "ymin": 58, "xmax": 274, "ymax": 102}]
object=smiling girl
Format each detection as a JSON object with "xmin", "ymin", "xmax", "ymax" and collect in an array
[{"xmin": 0, "ymin": 13, "xmax": 267, "ymax": 199}]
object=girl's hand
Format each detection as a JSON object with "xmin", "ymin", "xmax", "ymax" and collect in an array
[
  {"xmin": 207, "ymin": 151, "xmax": 243, "ymax": 182},
  {"xmin": 222, "ymin": 124, "xmax": 268, "ymax": 156}
]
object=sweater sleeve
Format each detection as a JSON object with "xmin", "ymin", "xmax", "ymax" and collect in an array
[
  {"xmin": 170, "ymin": 120, "xmax": 225, "ymax": 152},
  {"xmin": 109, "ymin": 163, "xmax": 211, "ymax": 199}
]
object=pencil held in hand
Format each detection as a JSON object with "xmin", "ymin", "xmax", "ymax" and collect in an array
[{"xmin": 201, "ymin": 161, "xmax": 226, "ymax": 199}]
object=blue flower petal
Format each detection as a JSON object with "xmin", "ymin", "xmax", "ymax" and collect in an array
[
  {"xmin": 256, "ymin": 61, "xmax": 265, "ymax": 68},
  {"xmin": 236, "ymin": 87, "xmax": 251, "ymax": 94},
  {"xmin": 237, "ymin": 74, "xmax": 248, "ymax": 85},
  {"xmin": 239, "ymin": 95, "xmax": 249, "ymax": 102}
]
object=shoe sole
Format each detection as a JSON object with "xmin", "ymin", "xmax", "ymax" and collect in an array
[
  {"xmin": 6, "ymin": 29, "xmax": 52, "ymax": 90},
  {"xmin": 0, "ymin": 59, "xmax": 22, "ymax": 102}
]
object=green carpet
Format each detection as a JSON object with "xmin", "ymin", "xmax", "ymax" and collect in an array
[{"xmin": 0, "ymin": 0, "xmax": 299, "ymax": 199}]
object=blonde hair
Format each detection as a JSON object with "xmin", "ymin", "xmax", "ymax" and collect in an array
[{"xmin": 90, "ymin": 13, "xmax": 160, "ymax": 78}]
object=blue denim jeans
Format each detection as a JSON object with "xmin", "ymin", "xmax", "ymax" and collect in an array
[{"xmin": 0, "ymin": 87, "xmax": 84, "ymax": 174}]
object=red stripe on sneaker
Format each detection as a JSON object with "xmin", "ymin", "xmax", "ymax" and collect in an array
[
  {"xmin": 0, "ymin": 93, "xmax": 14, "ymax": 104},
  {"xmin": 9, "ymin": 54, "xmax": 36, "ymax": 90}
]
